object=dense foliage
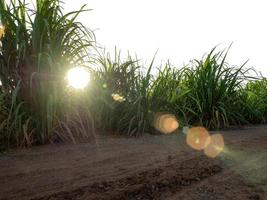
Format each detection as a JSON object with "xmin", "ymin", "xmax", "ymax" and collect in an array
[{"xmin": 0, "ymin": 0, "xmax": 95, "ymax": 148}]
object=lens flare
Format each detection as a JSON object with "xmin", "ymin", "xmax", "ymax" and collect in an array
[
  {"xmin": 67, "ymin": 67, "xmax": 90, "ymax": 89},
  {"xmin": 111, "ymin": 93, "xmax": 126, "ymax": 102},
  {"xmin": 103, "ymin": 83, "xmax": 107, "ymax": 89},
  {"xmin": 186, "ymin": 127, "xmax": 211, "ymax": 150},
  {"xmin": 154, "ymin": 113, "xmax": 179, "ymax": 134},
  {"xmin": 204, "ymin": 134, "xmax": 225, "ymax": 158}
]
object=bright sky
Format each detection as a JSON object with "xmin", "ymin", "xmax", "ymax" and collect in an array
[{"xmin": 65, "ymin": 0, "xmax": 266, "ymax": 74}]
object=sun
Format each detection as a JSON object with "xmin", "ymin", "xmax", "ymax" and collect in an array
[{"xmin": 67, "ymin": 67, "xmax": 90, "ymax": 89}]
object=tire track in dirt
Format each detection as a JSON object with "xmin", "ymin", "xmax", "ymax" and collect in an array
[{"xmin": 33, "ymin": 155, "xmax": 222, "ymax": 200}]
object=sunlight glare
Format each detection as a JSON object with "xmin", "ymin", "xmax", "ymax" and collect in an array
[
  {"xmin": 67, "ymin": 67, "xmax": 90, "ymax": 89},
  {"xmin": 204, "ymin": 134, "xmax": 225, "ymax": 158},
  {"xmin": 186, "ymin": 127, "xmax": 211, "ymax": 150},
  {"xmin": 154, "ymin": 113, "xmax": 179, "ymax": 134},
  {"xmin": 111, "ymin": 93, "xmax": 126, "ymax": 102}
]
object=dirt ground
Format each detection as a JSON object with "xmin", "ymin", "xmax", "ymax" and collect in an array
[{"xmin": 0, "ymin": 126, "xmax": 267, "ymax": 200}]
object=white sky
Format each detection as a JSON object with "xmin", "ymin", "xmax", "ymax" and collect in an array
[{"xmin": 65, "ymin": 0, "xmax": 267, "ymax": 74}]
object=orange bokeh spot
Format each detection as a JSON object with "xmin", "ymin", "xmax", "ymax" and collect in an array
[
  {"xmin": 186, "ymin": 127, "xmax": 211, "ymax": 150},
  {"xmin": 204, "ymin": 134, "xmax": 224, "ymax": 158},
  {"xmin": 154, "ymin": 113, "xmax": 179, "ymax": 134}
]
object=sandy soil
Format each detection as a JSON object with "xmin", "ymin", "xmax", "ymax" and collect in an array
[{"xmin": 0, "ymin": 126, "xmax": 267, "ymax": 200}]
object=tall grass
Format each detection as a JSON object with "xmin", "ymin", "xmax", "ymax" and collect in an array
[
  {"xmin": 181, "ymin": 48, "xmax": 250, "ymax": 129},
  {"xmin": 243, "ymin": 78, "xmax": 267, "ymax": 123},
  {"xmin": 0, "ymin": 0, "xmax": 267, "ymax": 149},
  {"xmin": 150, "ymin": 63, "xmax": 187, "ymax": 125},
  {"xmin": 0, "ymin": 0, "xmax": 94, "ymax": 147},
  {"xmin": 87, "ymin": 51, "xmax": 154, "ymax": 136},
  {"xmin": 146, "ymin": 48, "xmax": 253, "ymax": 130},
  {"xmin": 87, "ymin": 47, "xmax": 257, "ymax": 135}
]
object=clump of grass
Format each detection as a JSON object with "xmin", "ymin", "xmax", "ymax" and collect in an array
[
  {"xmin": 0, "ymin": 82, "xmax": 35, "ymax": 148},
  {"xmin": 149, "ymin": 48, "xmax": 252, "ymax": 130},
  {"xmin": 0, "ymin": 0, "xmax": 94, "ymax": 147},
  {"xmin": 88, "ymin": 51, "xmax": 154, "ymax": 136},
  {"xmin": 181, "ymin": 48, "xmax": 250, "ymax": 129},
  {"xmin": 149, "ymin": 62, "xmax": 187, "ymax": 126},
  {"xmin": 243, "ymin": 78, "xmax": 267, "ymax": 123}
]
